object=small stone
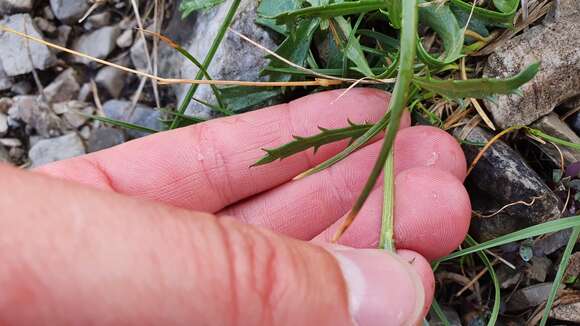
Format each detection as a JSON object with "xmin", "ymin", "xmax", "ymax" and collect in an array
[
  {"xmin": 506, "ymin": 283, "xmax": 554, "ymax": 312},
  {"xmin": 50, "ymin": 25, "xmax": 72, "ymax": 49},
  {"xmin": 43, "ymin": 5, "xmax": 55, "ymax": 20},
  {"xmin": 429, "ymin": 306, "xmax": 461, "ymax": 326},
  {"xmin": 0, "ymin": 0, "xmax": 33, "ymax": 15},
  {"xmin": 44, "ymin": 68, "xmax": 80, "ymax": 103},
  {"xmin": 526, "ymin": 256, "xmax": 552, "ymax": 283},
  {"xmin": 59, "ymin": 101, "xmax": 93, "ymax": 128},
  {"xmin": 77, "ymin": 83, "xmax": 92, "ymax": 102},
  {"xmin": 72, "ymin": 26, "xmax": 121, "ymax": 65},
  {"xmin": 496, "ymin": 264, "xmax": 522, "ymax": 289},
  {"xmin": 28, "ymin": 133, "xmax": 85, "ymax": 167},
  {"xmin": 0, "ymin": 144, "xmax": 9, "ymax": 163},
  {"xmin": 34, "ymin": 17, "xmax": 57, "ymax": 35},
  {"xmin": 130, "ymin": 37, "xmax": 149, "ymax": 71},
  {"xmin": 534, "ymin": 229, "xmax": 574, "ymax": 256},
  {"xmin": 531, "ymin": 113, "xmax": 580, "ymax": 166},
  {"xmin": 0, "ymin": 14, "xmax": 56, "ymax": 76},
  {"xmin": 550, "ymin": 302, "xmax": 580, "ymax": 323},
  {"xmin": 95, "ymin": 66, "xmax": 126, "ymax": 98},
  {"xmin": 457, "ymin": 126, "xmax": 561, "ymax": 241},
  {"xmin": 10, "ymin": 80, "xmax": 32, "ymax": 95},
  {"xmin": 0, "ymin": 113, "xmax": 7, "ymax": 136},
  {"xmin": 0, "ymin": 98, "xmax": 12, "ymax": 113},
  {"xmin": 84, "ymin": 11, "xmax": 111, "ymax": 30},
  {"xmin": 102, "ymin": 100, "xmax": 161, "ymax": 138},
  {"xmin": 9, "ymin": 96, "xmax": 62, "ymax": 137},
  {"xmin": 483, "ymin": 0, "xmax": 580, "ymax": 128},
  {"xmin": 79, "ymin": 125, "xmax": 91, "ymax": 140},
  {"xmin": 0, "ymin": 137, "xmax": 21, "ymax": 147},
  {"xmin": 8, "ymin": 146, "xmax": 23, "ymax": 162},
  {"xmin": 87, "ymin": 127, "xmax": 126, "ymax": 153},
  {"xmin": 49, "ymin": 0, "xmax": 90, "ymax": 23},
  {"xmin": 116, "ymin": 29, "xmax": 133, "ymax": 48}
]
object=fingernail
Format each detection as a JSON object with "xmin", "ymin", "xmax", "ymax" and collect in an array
[{"xmin": 329, "ymin": 247, "xmax": 425, "ymax": 326}]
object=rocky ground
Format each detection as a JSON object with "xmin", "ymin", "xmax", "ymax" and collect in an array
[{"xmin": 0, "ymin": 0, "xmax": 579, "ymax": 324}]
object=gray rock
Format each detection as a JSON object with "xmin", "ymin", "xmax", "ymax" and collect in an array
[
  {"xmin": 483, "ymin": 0, "xmax": 580, "ymax": 129},
  {"xmin": 87, "ymin": 127, "xmax": 126, "ymax": 153},
  {"xmin": 44, "ymin": 68, "xmax": 80, "ymax": 103},
  {"xmin": 531, "ymin": 113, "xmax": 580, "ymax": 166},
  {"xmin": 429, "ymin": 306, "xmax": 461, "ymax": 326},
  {"xmin": 506, "ymin": 283, "xmax": 553, "ymax": 312},
  {"xmin": 0, "ymin": 145, "xmax": 9, "ymax": 163},
  {"xmin": 0, "ymin": 97, "xmax": 12, "ymax": 113},
  {"xmin": 72, "ymin": 26, "xmax": 120, "ymax": 65},
  {"xmin": 8, "ymin": 96, "xmax": 62, "ymax": 137},
  {"xmin": 551, "ymin": 302, "xmax": 580, "ymax": 323},
  {"xmin": 160, "ymin": 0, "xmax": 276, "ymax": 118},
  {"xmin": 95, "ymin": 66, "xmax": 126, "ymax": 98},
  {"xmin": 49, "ymin": 0, "xmax": 89, "ymax": 23},
  {"xmin": 84, "ymin": 11, "xmax": 111, "ymax": 30},
  {"xmin": 130, "ymin": 37, "xmax": 148, "ymax": 72},
  {"xmin": 10, "ymin": 80, "xmax": 32, "ymax": 95},
  {"xmin": 0, "ymin": 65, "xmax": 12, "ymax": 91},
  {"xmin": 0, "ymin": 14, "xmax": 56, "ymax": 76},
  {"xmin": 29, "ymin": 133, "xmax": 85, "ymax": 167},
  {"xmin": 458, "ymin": 126, "xmax": 561, "ymax": 241},
  {"xmin": 116, "ymin": 29, "xmax": 133, "ymax": 48},
  {"xmin": 34, "ymin": 17, "xmax": 57, "ymax": 34},
  {"xmin": 0, "ymin": 112, "xmax": 7, "ymax": 136},
  {"xmin": 534, "ymin": 229, "xmax": 573, "ymax": 256},
  {"xmin": 56, "ymin": 101, "xmax": 93, "ymax": 128},
  {"xmin": 0, "ymin": 0, "xmax": 33, "ymax": 15},
  {"xmin": 526, "ymin": 256, "xmax": 552, "ymax": 283},
  {"xmin": 102, "ymin": 100, "xmax": 162, "ymax": 138}
]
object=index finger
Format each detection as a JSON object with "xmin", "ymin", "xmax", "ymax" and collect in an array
[{"xmin": 38, "ymin": 88, "xmax": 409, "ymax": 213}]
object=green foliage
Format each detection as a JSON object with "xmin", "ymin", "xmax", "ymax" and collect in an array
[{"xmin": 180, "ymin": 0, "xmax": 226, "ymax": 18}]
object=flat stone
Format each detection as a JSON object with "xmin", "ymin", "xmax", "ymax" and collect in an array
[
  {"xmin": 0, "ymin": 14, "xmax": 56, "ymax": 76},
  {"xmin": 116, "ymin": 29, "xmax": 133, "ymax": 48},
  {"xmin": 457, "ymin": 126, "xmax": 561, "ymax": 241},
  {"xmin": 44, "ymin": 68, "xmax": 80, "ymax": 103},
  {"xmin": 95, "ymin": 66, "xmax": 126, "ymax": 98},
  {"xmin": 534, "ymin": 229, "xmax": 574, "ymax": 256},
  {"xmin": 8, "ymin": 96, "xmax": 62, "ymax": 137},
  {"xmin": 483, "ymin": 0, "xmax": 580, "ymax": 129},
  {"xmin": 0, "ymin": 0, "xmax": 33, "ymax": 15},
  {"xmin": 531, "ymin": 113, "xmax": 580, "ymax": 166},
  {"xmin": 102, "ymin": 100, "xmax": 161, "ymax": 138},
  {"xmin": 0, "ymin": 64, "xmax": 12, "ymax": 91},
  {"xmin": 84, "ymin": 11, "xmax": 111, "ymax": 30},
  {"xmin": 56, "ymin": 101, "xmax": 93, "ymax": 128},
  {"xmin": 72, "ymin": 26, "xmax": 120, "ymax": 65},
  {"xmin": 49, "ymin": 0, "xmax": 90, "ymax": 23},
  {"xmin": 87, "ymin": 127, "xmax": 126, "ymax": 153},
  {"xmin": 526, "ymin": 256, "xmax": 552, "ymax": 283},
  {"xmin": 551, "ymin": 302, "xmax": 580, "ymax": 323},
  {"xmin": 159, "ymin": 0, "xmax": 277, "ymax": 118},
  {"xmin": 29, "ymin": 133, "xmax": 85, "ymax": 167},
  {"xmin": 130, "ymin": 37, "xmax": 148, "ymax": 71},
  {"xmin": 506, "ymin": 283, "xmax": 553, "ymax": 312}
]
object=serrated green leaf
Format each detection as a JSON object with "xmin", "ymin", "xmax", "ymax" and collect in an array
[{"xmin": 253, "ymin": 122, "xmax": 373, "ymax": 167}]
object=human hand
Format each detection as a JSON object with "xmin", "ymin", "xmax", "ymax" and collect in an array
[{"xmin": 0, "ymin": 89, "xmax": 471, "ymax": 325}]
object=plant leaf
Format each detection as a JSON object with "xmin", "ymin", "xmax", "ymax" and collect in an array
[
  {"xmin": 253, "ymin": 122, "xmax": 373, "ymax": 167},
  {"xmin": 412, "ymin": 62, "xmax": 540, "ymax": 99},
  {"xmin": 179, "ymin": 0, "xmax": 226, "ymax": 18}
]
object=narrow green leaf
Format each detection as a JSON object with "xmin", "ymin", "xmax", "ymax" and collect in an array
[
  {"xmin": 179, "ymin": 0, "xmax": 226, "ymax": 18},
  {"xmin": 527, "ymin": 128, "xmax": 580, "ymax": 151},
  {"xmin": 412, "ymin": 62, "xmax": 540, "ymax": 99},
  {"xmin": 466, "ymin": 236, "xmax": 500, "ymax": 326},
  {"xmin": 335, "ymin": 16, "xmax": 374, "ymax": 76},
  {"xmin": 89, "ymin": 115, "xmax": 159, "ymax": 134}
]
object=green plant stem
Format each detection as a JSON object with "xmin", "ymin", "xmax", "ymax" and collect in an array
[
  {"xmin": 379, "ymin": 149, "xmax": 396, "ymax": 250},
  {"xmin": 169, "ymin": 0, "xmax": 241, "ymax": 129},
  {"xmin": 377, "ymin": 0, "xmax": 418, "ymax": 250}
]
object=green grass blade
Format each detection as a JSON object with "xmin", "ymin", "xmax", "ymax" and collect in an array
[
  {"xmin": 527, "ymin": 128, "xmax": 580, "ymax": 151},
  {"xmin": 430, "ymin": 299, "xmax": 451, "ymax": 326},
  {"xmin": 170, "ymin": 0, "xmax": 241, "ymax": 129},
  {"xmin": 539, "ymin": 226, "xmax": 580, "ymax": 326},
  {"xmin": 89, "ymin": 115, "xmax": 159, "ymax": 134},
  {"xmin": 436, "ymin": 216, "xmax": 580, "ymax": 263},
  {"xmin": 466, "ymin": 236, "xmax": 500, "ymax": 326}
]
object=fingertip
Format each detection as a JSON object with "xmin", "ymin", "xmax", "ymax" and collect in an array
[
  {"xmin": 395, "ymin": 126, "xmax": 467, "ymax": 181},
  {"xmin": 397, "ymin": 249, "xmax": 435, "ymax": 318},
  {"xmin": 395, "ymin": 167, "xmax": 471, "ymax": 260}
]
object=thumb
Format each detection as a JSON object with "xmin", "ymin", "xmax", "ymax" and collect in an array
[{"xmin": 0, "ymin": 165, "xmax": 431, "ymax": 325}]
